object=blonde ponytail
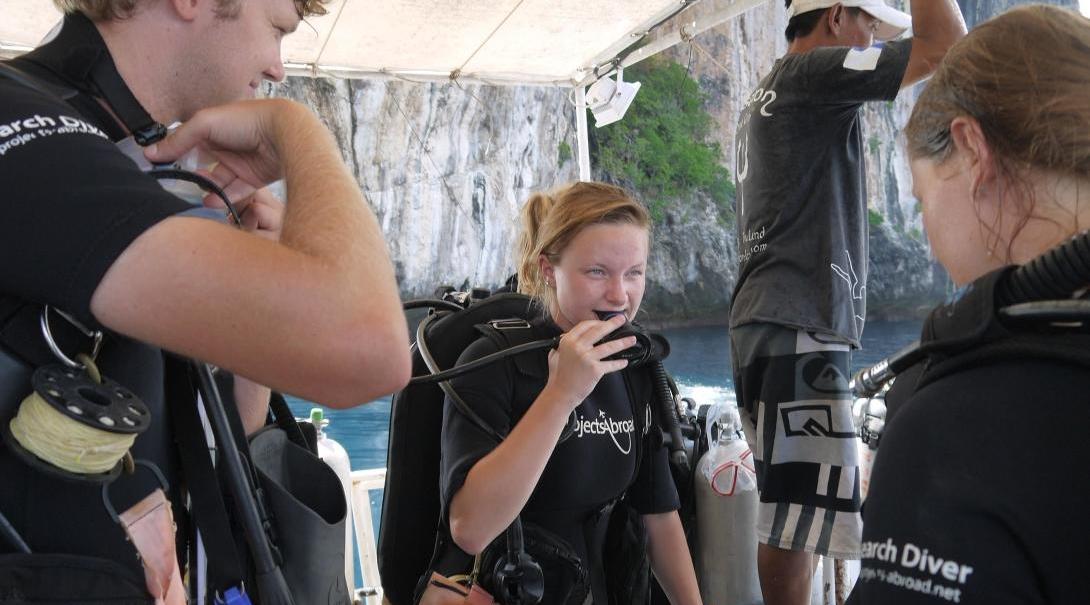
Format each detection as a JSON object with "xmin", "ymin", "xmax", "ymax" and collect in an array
[{"xmin": 516, "ymin": 192, "xmax": 557, "ymax": 302}]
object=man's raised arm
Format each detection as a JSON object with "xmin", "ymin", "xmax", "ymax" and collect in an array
[
  {"xmin": 92, "ymin": 99, "xmax": 411, "ymax": 407},
  {"xmin": 902, "ymin": 0, "xmax": 967, "ymax": 88}
]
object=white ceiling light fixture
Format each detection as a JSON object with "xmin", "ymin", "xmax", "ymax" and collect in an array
[{"xmin": 585, "ymin": 67, "xmax": 641, "ymax": 128}]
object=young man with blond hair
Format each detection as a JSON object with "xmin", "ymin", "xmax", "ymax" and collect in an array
[{"xmin": 0, "ymin": 0, "xmax": 410, "ymax": 599}]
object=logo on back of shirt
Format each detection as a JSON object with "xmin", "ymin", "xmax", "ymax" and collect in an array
[
  {"xmin": 0, "ymin": 112, "xmax": 108, "ymax": 157},
  {"xmin": 843, "ymin": 44, "xmax": 883, "ymax": 72},
  {"xmin": 831, "ymin": 249, "xmax": 866, "ymax": 324},
  {"xmin": 574, "ymin": 409, "xmax": 635, "ymax": 454}
]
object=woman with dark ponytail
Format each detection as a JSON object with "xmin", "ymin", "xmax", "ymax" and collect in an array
[
  {"xmin": 430, "ymin": 181, "xmax": 702, "ymax": 604},
  {"xmin": 850, "ymin": 6, "xmax": 1090, "ymax": 603}
]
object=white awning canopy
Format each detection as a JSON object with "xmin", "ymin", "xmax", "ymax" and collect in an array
[
  {"xmin": 1, "ymin": 0, "xmax": 768, "ymax": 181},
  {"xmin": 0, "ymin": 0, "xmax": 749, "ymax": 87}
]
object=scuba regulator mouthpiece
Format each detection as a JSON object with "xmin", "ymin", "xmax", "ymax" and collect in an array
[
  {"xmin": 594, "ymin": 311, "xmax": 670, "ymax": 366},
  {"xmin": 594, "ymin": 310, "xmax": 626, "ymax": 321}
]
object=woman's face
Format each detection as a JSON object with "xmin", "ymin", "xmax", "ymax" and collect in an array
[
  {"xmin": 911, "ymin": 154, "xmax": 1004, "ymax": 286},
  {"xmin": 540, "ymin": 223, "xmax": 649, "ymax": 332}
]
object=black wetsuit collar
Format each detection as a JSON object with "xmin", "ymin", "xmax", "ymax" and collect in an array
[{"xmin": 11, "ymin": 12, "xmax": 164, "ymax": 143}]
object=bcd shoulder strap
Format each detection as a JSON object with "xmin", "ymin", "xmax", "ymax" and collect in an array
[
  {"xmin": 473, "ymin": 319, "xmax": 553, "ymax": 437},
  {"xmin": 474, "ymin": 319, "xmax": 548, "ymax": 380},
  {"xmin": 908, "ymin": 269, "xmax": 1090, "ymax": 395},
  {"xmin": 164, "ymin": 355, "xmax": 249, "ymax": 595}
]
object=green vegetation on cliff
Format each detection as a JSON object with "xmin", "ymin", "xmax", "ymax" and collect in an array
[{"xmin": 589, "ymin": 57, "xmax": 735, "ymax": 223}]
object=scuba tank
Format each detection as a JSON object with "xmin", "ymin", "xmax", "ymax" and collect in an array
[
  {"xmin": 311, "ymin": 407, "xmax": 356, "ymax": 594},
  {"xmin": 692, "ymin": 404, "xmax": 760, "ymax": 605}
]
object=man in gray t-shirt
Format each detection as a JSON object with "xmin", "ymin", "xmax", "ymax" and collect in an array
[{"xmin": 729, "ymin": 1, "xmax": 965, "ymax": 603}]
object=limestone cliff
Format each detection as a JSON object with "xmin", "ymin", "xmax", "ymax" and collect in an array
[
  {"xmin": 268, "ymin": 77, "xmax": 577, "ymax": 295},
  {"xmin": 267, "ymin": 0, "xmax": 1077, "ymax": 324}
]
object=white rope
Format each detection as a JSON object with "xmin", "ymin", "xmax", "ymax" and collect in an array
[{"xmin": 9, "ymin": 393, "xmax": 135, "ymax": 474}]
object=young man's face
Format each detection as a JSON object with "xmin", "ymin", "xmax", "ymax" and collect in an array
[
  {"xmin": 836, "ymin": 7, "xmax": 881, "ymax": 48},
  {"xmin": 178, "ymin": 0, "xmax": 300, "ymax": 118}
]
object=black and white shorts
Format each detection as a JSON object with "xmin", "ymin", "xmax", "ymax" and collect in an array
[{"xmin": 730, "ymin": 322, "xmax": 862, "ymax": 559}]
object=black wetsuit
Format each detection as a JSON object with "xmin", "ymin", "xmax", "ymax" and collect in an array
[
  {"xmin": 437, "ymin": 317, "xmax": 679, "ymax": 604},
  {"xmin": 849, "ymin": 328, "xmax": 1090, "ymax": 604},
  {"xmin": 0, "ymin": 13, "xmax": 193, "ymax": 592}
]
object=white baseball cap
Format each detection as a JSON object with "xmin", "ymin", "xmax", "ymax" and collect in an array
[{"xmin": 787, "ymin": 0, "xmax": 911, "ymax": 40}]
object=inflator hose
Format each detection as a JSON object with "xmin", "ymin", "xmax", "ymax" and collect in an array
[
  {"xmin": 649, "ymin": 360, "xmax": 689, "ymax": 472},
  {"xmin": 0, "ymin": 509, "xmax": 30, "ymax": 554},
  {"xmin": 193, "ymin": 363, "xmax": 295, "ymax": 605},
  {"xmin": 151, "ymin": 169, "xmax": 242, "ymax": 226},
  {"xmin": 409, "ymin": 337, "xmax": 560, "ymax": 385}
]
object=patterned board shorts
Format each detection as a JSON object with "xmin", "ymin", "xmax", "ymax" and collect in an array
[{"xmin": 730, "ymin": 322, "xmax": 862, "ymax": 559}]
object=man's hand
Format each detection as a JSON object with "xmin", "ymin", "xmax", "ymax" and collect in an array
[
  {"xmin": 92, "ymin": 96, "xmax": 411, "ymax": 407},
  {"xmin": 202, "ymin": 177, "xmax": 285, "ymax": 241},
  {"xmin": 144, "ymin": 98, "xmax": 313, "ymax": 188},
  {"xmin": 543, "ymin": 313, "xmax": 633, "ymax": 411}
]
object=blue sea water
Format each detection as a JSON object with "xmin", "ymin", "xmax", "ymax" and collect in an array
[{"xmin": 284, "ymin": 319, "xmax": 922, "ymax": 583}]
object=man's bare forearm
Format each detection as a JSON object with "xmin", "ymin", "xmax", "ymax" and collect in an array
[
  {"xmin": 900, "ymin": 0, "xmax": 966, "ymax": 87},
  {"xmin": 912, "ymin": 0, "xmax": 967, "ymax": 48}
]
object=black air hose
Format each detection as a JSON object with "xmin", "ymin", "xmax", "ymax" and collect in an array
[
  {"xmin": 402, "ymin": 298, "xmax": 466, "ymax": 313},
  {"xmin": 0, "ymin": 509, "xmax": 30, "ymax": 554},
  {"xmin": 649, "ymin": 360, "xmax": 689, "ymax": 472},
  {"xmin": 998, "ymin": 231, "xmax": 1090, "ymax": 306},
  {"xmin": 850, "ymin": 340, "xmax": 921, "ymax": 398}
]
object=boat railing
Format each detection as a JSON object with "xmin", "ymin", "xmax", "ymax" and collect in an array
[{"xmin": 349, "ymin": 466, "xmax": 387, "ymax": 604}]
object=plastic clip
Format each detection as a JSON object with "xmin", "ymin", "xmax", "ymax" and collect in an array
[
  {"xmin": 216, "ymin": 586, "xmax": 252, "ymax": 605},
  {"xmin": 40, "ymin": 306, "xmax": 103, "ymax": 369}
]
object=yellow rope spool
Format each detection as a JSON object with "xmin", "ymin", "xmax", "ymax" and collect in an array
[
  {"xmin": 9, "ymin": 391, "xmax": 136, "ymax": 474},
  {"xmin": 4, "ymin": 355, "xmax": 149, "ymax": 480}
]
